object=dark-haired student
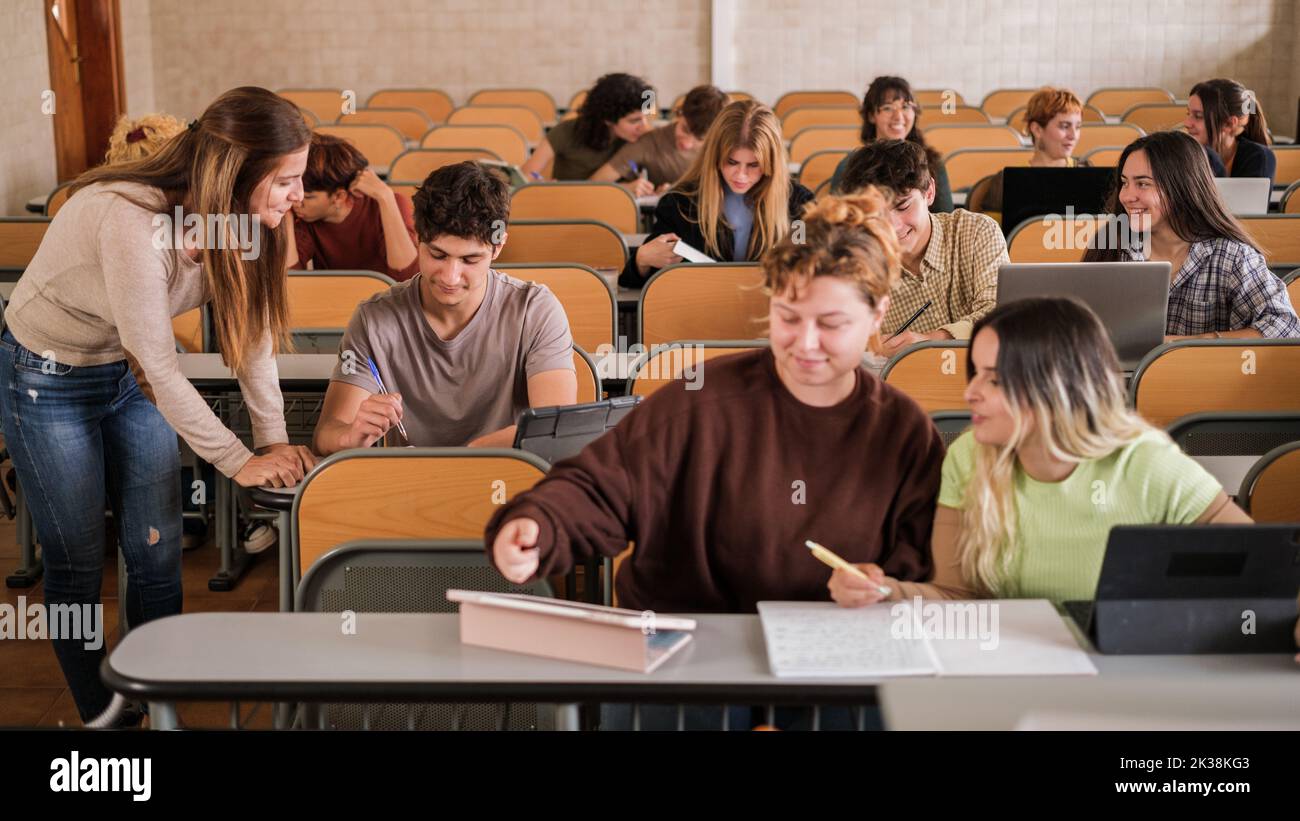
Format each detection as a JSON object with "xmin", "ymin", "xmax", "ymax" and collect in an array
[
  {"xmin": 312, "ymin": 162, "xmax": 577, "ymax": 455},
  {"xmin": 830, "ymin": 296, "xmax": 1253, "ymax": 610},
  {"xmin": 489, "ymin": 191, "xmax": 943, "ymax": 728},
  {"xmin": 829, "ymin": 76, "xmax": 954, "ymax": 212},
  {"xmin": 621, "ymin": 100, "xmax": 813, "ymax": 288},
  {"xmin": 520, "ymin": 73, "xmax": 654, "ymax": 181},
  {"xmin": 0, "ymin": 87, "xmax": 317, "ymax": 725},
  {"xmin": 1082, "ymin": 131, "xmax": 1299, "ymax": 340},
  {"xmin": 839, "ymin": 139, "xmax": 1007, "ymax": 357},
  {"xmin": 590, "ymin": 84, "xmax": 729, "ymax": 196},
  {"xmin": 1185, "ymin": 78, "xmax": 1277, "ymax": 186},
  {"xmin": 287, "ymin": 132, "xmax": 419, "ymax": 281}
]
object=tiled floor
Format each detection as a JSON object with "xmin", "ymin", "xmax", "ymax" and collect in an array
[{"xmin": 0, "ymin": 515, "xmax": 277, "ymax": 729}]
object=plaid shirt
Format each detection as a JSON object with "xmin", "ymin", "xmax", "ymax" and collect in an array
[
  {"xmin": 882, "ymin": 209, "xmax": 1007, "ymax": 340},
  {"xmin": 1125, "ymin": 239, "xmax": 1300, "ymax": 337}
]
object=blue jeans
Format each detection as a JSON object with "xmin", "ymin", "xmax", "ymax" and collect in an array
[{"xmin": 0, "ymin": 329, "xmax": 183, "ymax": 722}]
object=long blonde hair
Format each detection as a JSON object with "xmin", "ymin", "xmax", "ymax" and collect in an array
[
  {"xmin": 71, "ymin": 87, "xmax": 309, "ymax": 372},
  {"xmin": 958, "ymin": 297, "xmax": 1156, "ymax": 596},
  {"xmin": 674, "ymin": 100, "xmax": 792, "ymax": 260}
]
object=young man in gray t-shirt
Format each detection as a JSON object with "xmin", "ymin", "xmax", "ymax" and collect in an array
[{"xmin": 312, "ymin": 162, "xmax": 577, "ymax": 454}]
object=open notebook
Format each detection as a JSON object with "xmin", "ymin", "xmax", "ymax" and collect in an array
[{"xmin": 758, "ymin": 599, "xmax": 1097, "ymax": 678}]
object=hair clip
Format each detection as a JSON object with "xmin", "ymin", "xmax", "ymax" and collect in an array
[{"xmin": 188, "ymin": 119, "xmax": 200, "ymax": 133}]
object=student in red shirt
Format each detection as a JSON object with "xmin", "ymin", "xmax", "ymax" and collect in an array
[{"xmin": 288, "ymin": 133, "xmax": 419, "ymax": 281}]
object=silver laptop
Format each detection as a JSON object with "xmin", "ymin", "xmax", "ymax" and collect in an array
[
  {"xmin": 1213, "ymin": 177, "xmax": 1271, "ymax": 215},
  {"xmin": 996, "ymin": 262, "xmax": 1172, "ymax": 370}
]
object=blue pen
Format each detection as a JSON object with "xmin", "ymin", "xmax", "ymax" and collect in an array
[
  {"xmin": 366, "ymin": 357, "xmax": 410, "ymax": 443},
  {"xmin": 528, "ymin": 171, "xmax": 542, "ymax": 181}
]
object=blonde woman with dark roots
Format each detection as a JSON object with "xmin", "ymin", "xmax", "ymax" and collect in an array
[
  {"xmin": 1, "ymin": 86, "xmax": 317, "ymax": 725},
  {"xmin": 830, "ymin": 296, "xmax": 1252, "ymax": 610},
  {"xmin": 621, "ymin": 99, "xmax": 813, "ymax": 287}
]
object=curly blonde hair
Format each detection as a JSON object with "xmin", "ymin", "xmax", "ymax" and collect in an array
[{"xmin": 105, "ymin": 113, "xmax": 187, "ymax": 165}]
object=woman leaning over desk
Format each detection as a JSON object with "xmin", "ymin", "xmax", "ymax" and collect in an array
[{"xmin": 0, "ymin": 86, "xmax": 317, "ymax": 725}]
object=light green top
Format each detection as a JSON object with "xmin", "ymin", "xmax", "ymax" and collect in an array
[{"xmin": 937, "ymin": 429, "xmax": 1222, "ymax": 604}]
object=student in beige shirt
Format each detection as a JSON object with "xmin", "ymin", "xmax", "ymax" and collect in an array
[
  {"xmin": 0, "ymin": 87, "xmax": 317, "ymax": 725},
  {"xmin": 590, "ymin": 85, "xmax": 729, "ymax": 196},
  {"xmin": 312, "ymin": 162, "xmax": 577, "ymax": 454},
  {"xmin": 839, "ymin": 139, "xmax": 1008, "ymax": 358}
]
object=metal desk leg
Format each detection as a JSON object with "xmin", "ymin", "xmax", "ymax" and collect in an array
[
  {"xmin": 207, "ymin": 474, "xmax": 249, "ymax": 592},
  {"xmin": 274, "ymin": 508, "xmax": 292, "ymax": 729},
  {"xmin": 554, "ymin": 704, "xmax": 581, "ymax": 731},
  {"xmin": 6, "ymin": 488, "xmax": 43, "ymax": 588},
  {"xmin": 148, "ymin": 702, "xmax": 179, "ymax": 731}
]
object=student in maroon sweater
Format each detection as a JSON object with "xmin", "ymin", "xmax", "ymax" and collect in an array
[
  {"xmin": 288, "ymin": 132, "xmax": 419, "ymax": 281},
  {"xmin": 487, "ymin": 191, "xmax": 945, "ymax": 614}
]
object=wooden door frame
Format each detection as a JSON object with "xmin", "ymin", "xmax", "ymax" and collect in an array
[{"xmin": 45, "ymin": 0, "xmax": 126, "ymax": 182}]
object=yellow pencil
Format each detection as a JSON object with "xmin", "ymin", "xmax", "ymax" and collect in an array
[{"xmin": 805, "ymin": 540, "xmax": 892, "ymax": 596}]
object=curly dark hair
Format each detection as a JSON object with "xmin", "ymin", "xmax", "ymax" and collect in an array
[
  {"xmin": 576, "ymin": 73, "xmax": 653, "ymax": 151},
  {"xmin": 411, "ymin": 161, "xmax": 510, "ymax": 246},
  {"xmin": 839, "ymin": 139, "xmax": 933, "ymax": 198},
  {"xmin": 302, "ymin": 132, "xmax": 368, "ymax": 193},
  {"xmin": 859, "ymin": 75, "xmax": 942, "ymax": 171}
]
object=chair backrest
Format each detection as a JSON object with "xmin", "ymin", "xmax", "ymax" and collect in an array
[
  {"xmin": 567, "ymin": 89, "xmax": 587, "ymax": 113},
  {"xmin": 1083, "ymin": 146, "xmax": 1124, "ymax": 167},
  {"xmin": 173, "ymin": 308, "xmax": 205, "ymax": 353},
  {"xmin": 1130, "ymin": 340, "xmax": 1300, "ymax": 427},
  {"xmin": 774, "ymin": 90, "xmax": 858, "ymax": 119},
  {"xmin": 448, "ymin": 105, "xmax": 545, "ymax": 146},
  {"xmin": 979, "ymin": 89, "xmax": 1037, "ymax": 120},
  {"xmin": 293, "ymin": 448, "xmax": 549, "ymax": 578},
  {"xmin": 914, "ymin": 90, "xmax": 965, "ymax": 107},
  {"xmin": 923, "ymin": 125, "xmax": 1023, "ymax": 158},
  {"xmin": 1120, "ymin": 103, "xmax": 1187, "ymax": 134},
  {"xmin": 1238, "ymin": 442, "xmax": 1300, "ymax": 522},
  {"xmin": 628, "ymin": 341, "xmax": 768, "ymax": 397},
  {"xmin": 1275, "ymin": 146, "xmax": 1300, "ymax": 188},
  {"xmin": 1282, "ymin": 181, "xmax": 1300, "ymax": 215},
  {"xmin": 336, "ymin": 107, "xmax": 433, "ymax": 141},
  {"xmin": 1166, "ymin": 411, "xmax": 1300, "ymax": 462},
  {"xmin": 1007, "ymin": 104, "xmax": 1104, "ymax": 134},
  {"xmin": 780, "ymin": 106, "xmax": 860, "ymax": 140},
  {"xmin": 1239, "ymin": 215, "xmax": 1300, "ymax": 268},
  {"xmin": 44, "ymin": 182, "xmax": 74, "ymax": 217},
  {"xmin": 1286, "ymin": 268, "xmax": 1299, "ymax": 305},
  {"xmin": 881, "ymin": 341, "xmax": 970, "ymax": 412},
  {"xmin": 1086, "ymin": 87, "xmax": 1175, "ymax": 117},
  {"xmin": 923, "ymin": 105, "xmax": 991, "ymax": 126},
  {"xmin": 496, "ymin": 263, "xmax": 617, "ymax": 353},
  {"xmin": 813, "ymin": 178, "xmax": 833, "ymax": 199},
  {"xmin": 468, "ymin": 89, "xmax": 558, "ymax": 125},
  {"xmin": 314, "ymin": 124, "xmax": 406, "ymax": 173},
  {"xmin": 943, "ymin": 147, "xmax": 1034, "ymax": 191},
  {"xmin": 389, "ymin": 148, "xmax": 503, "ymax": 182},
  {"xmin": 494, "ymin": 219, "xmax": 628, "ymax": 272},
  {"xmin": 366, "ymin": 88, "xmax": 455, "ymax": 125},
  {"xmin": 638, "ymin": 263, "xmax": 768, "ymax": 347},
  {"xmin": 930, "ymin": 410, "xmax": 973, "ymax": 448},
  {"xmin": 297, "ymin": 539, "xmax": 551, "ymax": 614},
  {"xmin": 0, "ymin": 217, "xmax": 50, "ymax": 268},
  {"xmin": 1006, "ymin": 214, "xmax": 1108, "ymax": 263},
  {"xmin": 788, "ymin": 126, "xmax": 859, "ymax": 165},
  {"xmin": 510, "ymin": 182, "xmax": 639, "ymax": 234},
  {"xmin": 797, "ymin": 150, "xmax": 849, "ymax": 193},
  {"xmin": 421, "ymin": 125, "xmax": 529, "ymax": 165},
  {"xmin": 573, "ymin": 346, "xmax": 601, "ymax": 404},
  {"xmin": 1073, "ymin": 123, "xmax": 1144, "ymax": 156},
  {"xmin": 278, "ymin": 88, "xmax": 345, "ymax": 123},
  {"xmin": 286, "ymin": 270, "xmax": 395, "ymax": 334},
  {"xmin": 966, "ymin": 173, "xmax": 999, "ymax": 215}
]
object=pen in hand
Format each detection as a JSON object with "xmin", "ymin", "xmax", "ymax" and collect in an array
[
  {"xmin": 806, "ymin": 540, "xmax": 892, "ymax": 596},
  {"xmin": 365, "ymin": 357, "xmax": 410, "ymax": 444},
  {"xmin": 884, "ymin": 300, "xmax": 933, "ymax": 343}
]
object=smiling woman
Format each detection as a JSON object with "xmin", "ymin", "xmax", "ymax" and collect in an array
[{"xmin": 0, "ymin": 86, "xmax": 318, "ymax": 726}]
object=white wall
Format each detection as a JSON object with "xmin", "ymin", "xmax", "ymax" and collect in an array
[{"xmin": 0, "ymin": 1, "xmax": 57, "ymax": 215}]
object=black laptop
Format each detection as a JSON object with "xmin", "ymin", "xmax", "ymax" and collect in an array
[
  {"xmin": 1000, "ymin": 166, "xmax": 1115, "ymax": 234},
  {"xmin": 1065, "ymin": 525, "xmax": 1300, "ymax": 654}
]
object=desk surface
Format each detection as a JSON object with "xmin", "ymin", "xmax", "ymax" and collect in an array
[
  {"xmin": 104, "ymin": 611, "xmax": 1299, "ymax": 727},
  {"xmin": 179, "ymin": 353, "xmax": 337, "ymax": 384}
]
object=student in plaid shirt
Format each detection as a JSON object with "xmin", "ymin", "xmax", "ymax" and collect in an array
[
  {"xmin": 1083, "ymin": 131, "xmax": 1299, "ymax": 340},
  {"xmin": 839, "ymin": 140, "xmax": 1008, "ymax": 357}
]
